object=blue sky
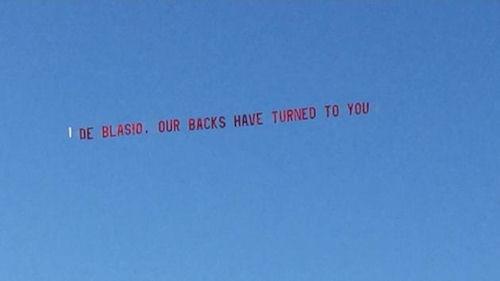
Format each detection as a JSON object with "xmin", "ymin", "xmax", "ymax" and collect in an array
[{"xmin": 1, "ymin": 1, "xmax": 499, "ymax": 280}]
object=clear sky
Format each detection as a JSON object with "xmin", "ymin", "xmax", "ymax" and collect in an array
[{"xmin": 1, "ymin": 1, "xmax": 499, "ymax": 280}]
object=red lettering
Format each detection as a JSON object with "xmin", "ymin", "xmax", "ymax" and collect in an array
[
  {"xmin": 101, "ymin": 122, "xmax": 144, "ymax": 138},
  {"xmin": 272, "ymin": 107, "xmax": 317, "ymax": 124},
  {"xmin": 188, "ymin": 116, "xmax": 226, "ymax": 131},
  {"xmin": 233, "ymin": 113, "xmax": 264, "ymax": 127}
]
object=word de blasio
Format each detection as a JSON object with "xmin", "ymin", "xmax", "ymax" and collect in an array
[{"xmin": 73, "ymin": 101, "xmax": 370, "ymax": 141}]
